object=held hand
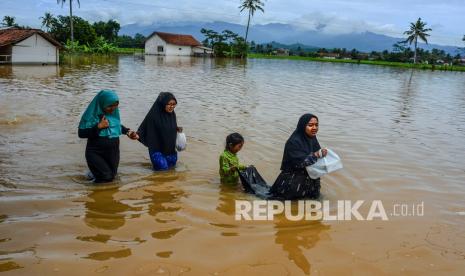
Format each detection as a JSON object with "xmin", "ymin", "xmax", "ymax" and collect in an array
[
  {"xmin": 98, "ymin": 116, "xmax": 109, "ymax": 129},
  {"xmin": 229, "ymin": 166, "xmax": 237, "ymax": 173},
  {"xmin": 321, "ymin": 148, "xmax": 328, "ymax": 157},
  {"xmin": 127, "ymin": 130, "xmax": 139, "ymax": 140}
]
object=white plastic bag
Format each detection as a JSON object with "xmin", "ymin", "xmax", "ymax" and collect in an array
[
  {"xmin": 306, "ymin": 148, "xmax": 343, "ymax": 179},
  {"xmin": 176, "ymin": 132, "xmax": 187, "ymax": 151}
]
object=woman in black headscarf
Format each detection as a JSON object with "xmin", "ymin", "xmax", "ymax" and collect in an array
[
  {"xmin": 269, "ymin": 113, "xmax": 327, "ymax": 200},
  {"xmin": 137, "ymin": 92, "xmax": 182, "ymax": 170}
]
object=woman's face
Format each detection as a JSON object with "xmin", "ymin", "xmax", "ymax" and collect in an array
[
  {"xmin": 104, "ymin": 102, "xmax": 119, "ymax": 114},
  {"xmin": 305, "ymin": 117, "xmax": 319, "ymax": 137},
  {"xmin": 165, "ymin": 99, "xmax": 177, "ymax": 113}
]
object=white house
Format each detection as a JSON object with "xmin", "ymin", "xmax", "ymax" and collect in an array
[
  {"xmin": 0, "ymin": 28, "xmax": 61, "ymax": 64},
  {"xmin": 145, "ymin": 31, "xmax": 213, "ymax": 57}
]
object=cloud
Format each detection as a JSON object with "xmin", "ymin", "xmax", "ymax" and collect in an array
[
  {"xmin": 103, "ymin": 0, "xmax": 241, "ymax": 26},
  {"xmin": 1, "ymin": 0, "xmax": 463, "ymax": 46},
  {"xmin": 291, "ymin": 12, "xmax": 399, "ymax": 37},
  {"xmin": 81, "ymin": 8, "xmax": 123, "ymax": 23}
]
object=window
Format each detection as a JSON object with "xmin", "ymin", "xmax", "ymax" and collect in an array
[{"xmin": 157, "ymin": 46, "xmax": 164, "ymax": 52}]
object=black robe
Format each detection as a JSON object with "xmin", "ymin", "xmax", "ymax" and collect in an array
[
  {"xmin": 78, "ymin": 124, "xmax": 129, "ymax": 183},
  {"xmin": 137, "ymin": 92, "xmax": 178, "ymax": 155},
  {"xmin": 270, "ymin": 113, "xmax": 321, "ymax": 199},
  {"xmin": 239, "ymin": 114, "xmax": 321, "ymax": 200}
]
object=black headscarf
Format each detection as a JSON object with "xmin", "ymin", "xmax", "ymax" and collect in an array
[
  {"xmin": 280, "ymin": 113, "xmax": 321, "ymax": 171},
  {"xmin": 138, "ymin": 92, "xmax": 178, "ymax": 155}
]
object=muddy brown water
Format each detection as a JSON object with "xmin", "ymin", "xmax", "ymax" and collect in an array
[{"xmin": 1, "ymin": 55, "xmax": 465, "ymax": 275}]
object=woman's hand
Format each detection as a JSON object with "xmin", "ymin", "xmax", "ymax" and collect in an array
[
  {"xmin": 98, "ymin": 116, "xmax": 109, "ymax": 129},
  {"xmin": 314, "ymin": 148, "xmax": 328, "ymax": 158},
  {"xmin": 176, "ymin": 126, "xmax": 183, "ymax": 133},
  {"xmin": 127, "ymin": 130, "xmax": 139, "ymax": 140}
]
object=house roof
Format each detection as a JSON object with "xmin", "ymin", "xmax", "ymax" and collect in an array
[
  {"xmin": 147, "ymin": 31, "xmax": 201, "ymax": 47},
  {"xmin": 0, "ymin": 28, "xmax": 62, "ymax": 48}
]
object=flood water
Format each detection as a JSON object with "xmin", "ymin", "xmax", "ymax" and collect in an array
[{"xmin": 1, "ymin": 55, "xmax": 465, "ymax": 275}]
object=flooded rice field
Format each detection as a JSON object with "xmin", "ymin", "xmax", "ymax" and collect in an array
[{"xmin": 1, "ymin": 55, "xmax": 465, "ymax": 275}]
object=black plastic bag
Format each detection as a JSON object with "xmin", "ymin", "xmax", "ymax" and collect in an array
[{"xmin": 239, "ymin": 166, "xmax": 272, "ymax": 199}]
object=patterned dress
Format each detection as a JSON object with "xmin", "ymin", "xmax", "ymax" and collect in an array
[{"xmin": 219, "ymin": 150, "xmax": 246, "ymax": 185}]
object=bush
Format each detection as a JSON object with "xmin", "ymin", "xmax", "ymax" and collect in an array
[{"xmin": 65, "ymin": 36, "xmax": 118, "ymax": 54}]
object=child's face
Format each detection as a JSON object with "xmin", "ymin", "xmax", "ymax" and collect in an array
[
  {"xmin": 305, "ymin": 117, "xmax": 319, "ymax": 137},
  {"xmin": 230, "ymin": 142, "xmax": 244, "ymax": 154}
]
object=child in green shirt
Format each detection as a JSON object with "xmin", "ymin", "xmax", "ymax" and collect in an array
[{"xmin": 219, "ymin": 133, "xmax": 247, "ymax": 185}]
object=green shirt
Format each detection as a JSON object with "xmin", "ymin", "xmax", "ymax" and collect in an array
[{"xmin": 219, "ymin": 150, "xmax": 246, "ymax": 185}]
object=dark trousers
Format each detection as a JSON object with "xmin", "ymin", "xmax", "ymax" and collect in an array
[{"xmin": 85, "ymin": 137, "xmax": 120, "ymax": 183}]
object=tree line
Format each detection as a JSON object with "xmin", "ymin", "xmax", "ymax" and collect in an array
[
  {"xmin": 2, "ymin": 14, "xmax": 146, "ymax": 53},
  {"xmin": 250, "ymin": 42, "xmax": 463, "ymax": 65}
]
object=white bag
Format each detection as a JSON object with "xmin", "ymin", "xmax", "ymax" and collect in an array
[
  {"xmin": 306, "ymin": 148, "xmax": 343, "ymax": 179},
  {"xmin": 176, "ymin": 132, "xmax": 187, "ymax": 151}
]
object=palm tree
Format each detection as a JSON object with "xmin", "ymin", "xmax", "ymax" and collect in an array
[
  {"xmin": 403, "ymin": 18, "xmax": 432, "ymax": 64},
  {"xmin": 2, "ymin": 16, "xmax": 16, "ymax": 27},
  {"xmin": 40, "ymin": 12, "xmax": 54, "ymax": 32},
  {"xmin": 57, "ymin": 0, "xmax": 81, "ymax": 44},
  {"xmin": 239, "ymin": 0, "xmax": 265, "ymax": 44}
]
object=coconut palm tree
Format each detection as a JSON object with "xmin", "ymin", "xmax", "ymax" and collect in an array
[
  {"xmin": 239, "ymin": 0, "xmax": 265, "ymax": 44},
  {"xmin": 40, "ymin": 12, "xmax": 54, "ymax": 32},
  {"xmin": 2, "ymin": 16, "xmax": 16, "ymax": 27},
  {"xmin": 57, "ymin": 0, "xmax": 81, "ymax": 44},
  {"xmin": 403, "ymin": 18, "xmax": 432, "ymax": 64}
]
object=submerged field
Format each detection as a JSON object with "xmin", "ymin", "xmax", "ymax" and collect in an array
[{"xmin": 249, "ymin": 53, "xmax": 465, "ymax": 72}]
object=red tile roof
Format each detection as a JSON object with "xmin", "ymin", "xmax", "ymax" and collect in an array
[
  {"xmin": 147, "ymin": 31, "xmax": 201, "ymax": 46},
  {"xmin": 0, "ymin": 28, "xmax": 62, "ymax": 48}
]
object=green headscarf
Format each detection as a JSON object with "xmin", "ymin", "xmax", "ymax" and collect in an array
[{"xmin": 79, "ymin": 90, "xmax": 122, "ymax": 138}]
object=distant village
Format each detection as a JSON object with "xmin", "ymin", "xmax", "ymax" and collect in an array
[{"xmin": 1, "ymin": 12, "xmax": 464, "ymax": 68}]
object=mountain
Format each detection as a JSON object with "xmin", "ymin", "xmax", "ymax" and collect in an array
[
  {"xmin": 120, "ymin": 21, "xmax": 461, "ymax": 54},
  {"xmin": 266, "ymin": 42, "xmax": 319, "ymax": 52}
]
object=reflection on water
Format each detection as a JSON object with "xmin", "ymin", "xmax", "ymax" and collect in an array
[
  {"xmin": 397, "ymin": 70, "xmax": 416, "ymax": 123},
  {"xmin": 0, "ymin": 261, "xmax": 23, "ymax": 272},
  {"xmin": 84, "ymin": 248, "xmax": 132, "ymax": 261},
  {"xmin": 274, "ymin": 216, "xmax": 330, "ymax": 275},
  {"xmin": 84, "ymin": 187, "xmax": 140, "ymax": 230},
  {"xmin": 155, "ymin": 251, "xmax": 173, "ymax": 258},
  {"xmin": 0, "ymin": 65, "xmax": 59, "ymax": 79},
  {"xmin": 151, "ymin": 228, "xmax": 183, "ymax": 240},
  {"xmin": 216, "ymin": 184, "xmax": 242, "ymax": 216},
  {"xmin": 76, "ymin": 233, "xmax": 146, "ymax": 245},
  {"xmin": 1, "ymin": 55, "xmax": 465, "ymax": 274},
  {"xmin": 144, "ymin": 174, "xmax": 187, "ymax": 219}
]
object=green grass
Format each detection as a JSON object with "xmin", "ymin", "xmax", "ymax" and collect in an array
[
  {"xmin": 114, "ymin": 48, "xmax": 144, "ymax": 54},
  {"xmin": 248, "ymin": 53, "xmax": 465, "ymax": 72}
]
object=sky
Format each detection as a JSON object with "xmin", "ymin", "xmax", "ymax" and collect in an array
[{"xmin": 2, "ymin": 0, "xmax": 464, "ymax": 46}]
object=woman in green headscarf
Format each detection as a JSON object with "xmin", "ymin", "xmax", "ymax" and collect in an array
[{"xmin": 78, "ymin": 90, "xmax": 138, "ymax": 183}]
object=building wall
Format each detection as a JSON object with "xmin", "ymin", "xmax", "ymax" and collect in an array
[
  {"xmin": 165, "ymin": 44, "xmax": 192, "ymax": 56},
  {"xmin": 145, "ymin": 35, "xmax": 193, "ymax": 56},
  {"xmin": 192, "ymin": 47, "xmax": 214, "ymax": 56},
  {"xmin": 145, "ymin": 35, "xmax": 167, "ymax": 55},
  {"xmin": 12, "ymin": 34, "xmax": 58, "ymax": 64}
]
